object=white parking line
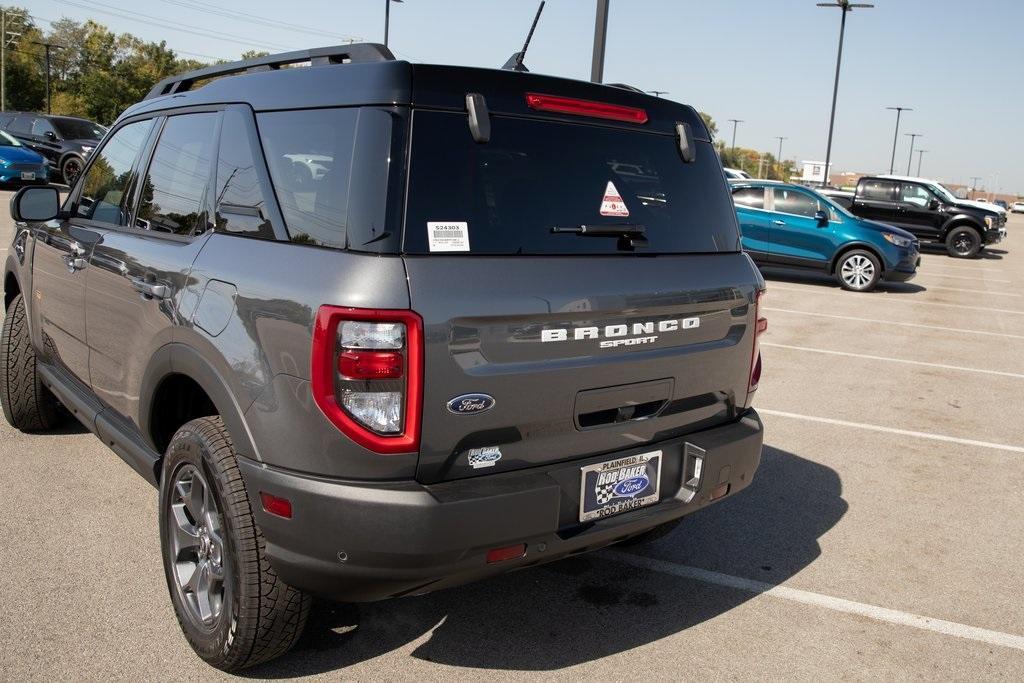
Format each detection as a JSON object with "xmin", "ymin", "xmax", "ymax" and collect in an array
[
  {"xmin": 602, "ymin": 551, "xmax": 1024, "ymax": 653},
  {"xmin": 761, "ymin": 342, "xmax": 1024, "ymax": 379},
  {"xmin": 769, "ymin": 285, "xmax": 1024, "ymax": 316},
  {"xmin": 921, "ymin": 284, "xmax": 1022, "ymax": 297},
  {"xmin": 764, "ymin": 307, "xmax": 1024, "ymax": 341},
  {"xmin": 758, "ymin": 408, "xmax": 1024, "ymax": 454},
  {"xmin": 918, "ymin": 272, "xmax": 1013, "ymax": 284},
  {"xmin": 920, "ymin": 263, "xmax": 1007, "ymax": 274}
]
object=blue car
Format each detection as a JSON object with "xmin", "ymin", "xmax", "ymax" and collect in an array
[
  {"xmin": 0, "ymin": 130, "xmax": 49, "ymax": 185},
  {"xmin": 730, "ymin": 180, "xmax": 920, "ymax": 292}
]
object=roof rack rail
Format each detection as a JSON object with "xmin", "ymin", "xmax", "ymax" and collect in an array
[{"xmin": 144, "ymin": 43, "xmax": 396, "ymax": 100}]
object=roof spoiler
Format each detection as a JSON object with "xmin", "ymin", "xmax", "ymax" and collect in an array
[{"xmin": 144, "ymin": 43, "xmax": 396, "ymax": 100}]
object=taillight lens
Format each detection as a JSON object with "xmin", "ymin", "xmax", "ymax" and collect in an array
[
  {"xmin": 311, "ymin": 306, "xmax": 423, "ymax": 454},
  {"xmin": 748, "ymin": 290, "xmax": 767, "ymax": 394},
  {"xmin": 525, "ymin": 92, "xmax": 649, "ymax": 124}
]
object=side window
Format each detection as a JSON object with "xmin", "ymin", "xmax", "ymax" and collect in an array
[
  {"xmin": 861, "ymin": 180, "xmax": 897, "ymax": 201},
  {"xmin": 732, "ymin": 187, "xmax": 765, "ymax": 209},
  {"xmin": 898, "ymin": 183, "xmax": 932, "ymax": 207},
  {"xmin": 136, "ymin": 113, "xmax": 217, "ymax": 236},
  {"xmin": 774, "ymin": 189, "xmax": 819, "ymax": 218},
  {"xmin": 9, "ymin": 115, "xmax": 32, "ymax": 134},
  {"xmin": 214, "ymin": 109, "xmax": 275, "ymax": 239},
  {"xmin": 256, "ymin": 108, "xmax": 358, "ymax": 248},
  {"xmin": 76, "ymin": 119, "xmax": 154, "ymax": 224},
  {"xmin": 0, "ymin": 114, "xmax": 12, "ymax": 128},
  {"xmin": 31, "ymin": 118, "xmax": 56, "ymax": 137}
]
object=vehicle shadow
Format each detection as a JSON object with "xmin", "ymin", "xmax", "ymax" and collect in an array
[
  {"xmin": 918, "ymin": 244, "xmax": 1004, "ymax": 261},
  {"xmin": 757, "ymin": 267, "xmax": 926, "ymax": 294},
  {"xmin": 246, "ymin": 445, "xmax": 847, "ymax": 677}
]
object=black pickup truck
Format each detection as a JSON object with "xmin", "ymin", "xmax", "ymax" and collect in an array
[{"xmin": 823, "ymin": 175, "xmax": 1005, "ymax": 258}]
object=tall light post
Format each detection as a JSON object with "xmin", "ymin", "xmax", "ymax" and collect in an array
[
  {"xmin": 591, "ymin": 0, "xmax": 610, "ymax": 83},
  {"xmin": 817, "ymin": 1, "xmax": 874, "ymax": 189},
  {"xmin": 915, "ymin": 149, "xmax": 927, "ymax": 177},
  {"xmin": 727, "ymin": 119, "xmax": 743, "ymax": 150},
  {"xmin": 383, "ymin": 0, "xmax": 403, "ymax": 48},
  {"xmin": 774, "ymin": 136, "xmax": 787, "ymax": 180},
  {"xmin": 904, "ymin": 133, "xmax": 921, "ymax": 175},
  {"xmin": 647, "ymin": 90, "xmax": 668, "ymax": 98},
  {"xmin": 886, "ymin": 106, "xmax": 911, "ymax": 174}
]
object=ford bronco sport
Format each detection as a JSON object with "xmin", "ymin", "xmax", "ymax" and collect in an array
[{"xmin": 3, "ymin": 45, "xmax": 766, "ymax": 670}]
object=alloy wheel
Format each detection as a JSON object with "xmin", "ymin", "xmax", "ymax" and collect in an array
[
  {"xmin": 167, "ymin": 464, "xmax": 228, "ymax": 629},
  {"xmin": 840, "ymin": 254, "xmax": 875, "ymax": 290},
  {"xmin": 953, "ymin": 233, "xmax": 975, "ymax": 256},
  {"xmin": 62, "ymin": 158, "xmax": 83, "ymax": 185}
]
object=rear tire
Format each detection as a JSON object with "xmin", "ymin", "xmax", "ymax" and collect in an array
[
  {"xmin": 835, "ymin": 249, "xmax": 881, "ymax": 292},
  {"xmin": 945, "ymin": 226, "xmax": 981, "ymax": 258},
  {"xmin": 0, "ymin": 294, "xmax": 65, "ymax": 431},
  {"xmin": 60, "ymin": 155, "xmax": 84, "ymax": 186},
  {"xmin": 160, "ymin": 416, "xmax": 310, "ymax": 671}
]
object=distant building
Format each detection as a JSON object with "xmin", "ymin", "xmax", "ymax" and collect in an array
[{"xmin": 799, "ymin": 161, "xmax": 832, "ymax": 186}]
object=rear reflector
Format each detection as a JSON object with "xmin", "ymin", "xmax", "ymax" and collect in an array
[
  {"xmin": 486, "ymin": 544, "xmax": 527, "ymax": 564},
  {"xmin": 260, "ymin": 492, "xmax": 293, "ymax": 519},
  {"xmin": 748, "ymin": 290, "xmax": 767, "ymax": 393},
  {"xmin": 711, "ymin": 483, "xmax": 730, "ymax": 500},
  {"xmin": 525, "ymin": 92, "xmax": 648, "ymax": 124},
  {"xmin": 338, "ymin": 350, "xmax": 403, "ymax": 380}
]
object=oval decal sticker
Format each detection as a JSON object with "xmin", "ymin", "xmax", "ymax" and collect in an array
[
  {"xmin": 612, "ymin": 475, "xmax": 650, "ymax": 498},
  {"xmin": 447, "ymin": 393, "xmax": 495, "ymax": 415}
]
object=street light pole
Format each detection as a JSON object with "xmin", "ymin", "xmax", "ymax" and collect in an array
[
  {"xmin": 774, "ymin": 136, "xmax": 787, "ymax": 180},
  {"xmin": 904, "ymin": 133, "xmax": 921, "ymax": 175},
  {"xmin": 591, "ymin": 0, "xmax": 610, "ymax": 83},
  {"xmin": 383, "ymin": 0, "xmax": 403, "ymax": 49},
  {"xmin": 916, "ymin": 149, "xmax": 927, "ymax": 177},
  {"xmin": 818, "ymin": 1, "xmax": 873, "ymax": 189},
  {"xmin": 886, "ymin": 106, "xmax": 911, "ymax": 174},
  {"xmin": 647, "ymin": 90, "xmax": 668, "ymax": 98},
  {"xmin": 31, "ymin": 41, "xmax": 65, "ymax": 115},
  {"xmin": 728, "ymin": 119, "xmax": 743, "ymax": 150}
]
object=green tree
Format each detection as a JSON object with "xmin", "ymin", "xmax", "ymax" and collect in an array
[{"xmin": 699, "ymin": 111, "xmax": 718, "ymax": 139}]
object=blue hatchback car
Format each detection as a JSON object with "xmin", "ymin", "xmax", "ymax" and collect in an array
[
  {"xmin": 0, "ymin": 130, "xmax": 49, "ymax": 185},
  {"xmin": 730, "ymin": 180, "xmax": 919, "ymax": 292}
]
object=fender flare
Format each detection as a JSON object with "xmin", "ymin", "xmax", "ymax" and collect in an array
[
  {"xmin": 940, "ymin": 216, "xmax": 983, "ymax": 240},
  {"xmin": 138, "ymin": 343, "xmax": 260, "ymax": 462}
]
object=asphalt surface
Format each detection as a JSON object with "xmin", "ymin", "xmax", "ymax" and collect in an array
[{"xmin": 1, "ymin": 189, "xmax": 1022, "ymax": 680}]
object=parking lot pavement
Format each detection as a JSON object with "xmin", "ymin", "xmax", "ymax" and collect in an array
[{"xmin": 1, "ymin": 189, "xmax": 1023, "ymax": 680}]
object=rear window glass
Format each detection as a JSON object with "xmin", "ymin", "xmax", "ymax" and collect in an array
[{"xmin": 403, "ymin": 111, "xmax": 740, "ymax": 255}]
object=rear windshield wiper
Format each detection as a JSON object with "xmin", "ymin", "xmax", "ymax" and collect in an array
[{"xmin": 551, "ymin": 223, "xmax": 648, "ymax": 250}]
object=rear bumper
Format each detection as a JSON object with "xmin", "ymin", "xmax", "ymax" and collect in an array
[{"xmin": 238, "ymin": 409, "xmax": 764, "ymax": 602}]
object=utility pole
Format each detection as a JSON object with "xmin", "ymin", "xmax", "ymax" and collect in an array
[
  {"xmin": 886, "ymin": 106, "xmax": 911, "ymax": 174},
  {"xmin": 1, "ymin": 8, "xmax": 24, "ymax": 112},
  {"xmin": 727, "ymin": 119, "xmax": 743, "ymax": 150},
  {"xmin": 904, "ymin": 132, "xmax": 921, "ymax": 175},
  {"xmin": 647, "ymin": 90, "xmax": 668, "ymax": 98},
  {"xmin": 818, "ymin": 1, "xmax": 874, "ymax": 190},
  {"xmin": 970, "ymin": 176, "xmax": 982, "ymax": 198},
  {"xmin": 383, "ymin": 0, "xmax": 403, "ymax": 49},
  {"xmin": 591, "ymin": 0, "xmax": 610, "ymax": 83},
  {"xmin": 31, "ymin": 41, "xmax": 65, "ymax": 114},
  {"xmin": 775, "ymin": 136, "xmax": 787, "ymax": 179},
  {"xmin": 915, "ymin": 149, "xmax": 927, "ymax": 177}
]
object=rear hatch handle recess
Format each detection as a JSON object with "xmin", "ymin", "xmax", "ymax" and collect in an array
[{"xmin": 551, "ymin": 223, "xmax": 649, "ymax": 250}]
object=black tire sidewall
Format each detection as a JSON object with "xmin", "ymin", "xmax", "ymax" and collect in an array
[
  {"xmin": 159, "ymin": 424, "xmax": 243, "ymax": 665},
  {"xmin": 836, "ymin": 249, "xmax": 881, "ymax": 292},
  {"xmin": 946, "ymin": 226, "xmax": 981, "ymax": 258}
]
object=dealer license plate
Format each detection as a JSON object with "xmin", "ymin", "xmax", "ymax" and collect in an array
[
  {"xmin": 579, "ymin": 450, "xmax": 662, "ymax": 522},
  {"xmin": 20, "ymin": 172, "xmax": 35, "ymax": 180}
]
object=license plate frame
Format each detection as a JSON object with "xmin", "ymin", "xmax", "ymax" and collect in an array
[{"xmin": 578, "ymin": 450, "xmax": 662, "ymax": 522}]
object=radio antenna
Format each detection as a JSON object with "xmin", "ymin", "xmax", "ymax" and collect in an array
[{"xmin": 502, "ymin": 1, "xmax": 545, "ymax": 72}]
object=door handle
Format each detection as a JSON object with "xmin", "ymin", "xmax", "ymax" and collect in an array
[
  {"xmin": 64, "ymin": 256, "xmax": 87, "ymax": 273},
  {"xmin": 130, "ymin": 277, "xmax": 170, "ymax": 300},
  {"xmin": 771, "ymin": 220, "xmax": 786, "ymax": 226}
]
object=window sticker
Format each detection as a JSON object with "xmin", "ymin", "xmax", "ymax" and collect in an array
[
  {"xmin": 427, "ymin": 221, "xmax": 470, "ymax": 252},
  {"xmin": 599, "ymin": 181, "xmax": 630, "ymax": 217}
]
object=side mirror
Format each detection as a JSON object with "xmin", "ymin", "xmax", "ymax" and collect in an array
[
  {"xmin": 927, "ymin": 199, "xmax": 940, "ymax": 211},
  {"xmin": 11, "ymin": 185, "xmax": 60, "ymax": 222},
  {"xmin": 814, "ymin": 209, "xmax": 830, "ymax": 227},
  {"xmin": 44, "ymin": 131, "xmax": 58, "ymax": 141}
]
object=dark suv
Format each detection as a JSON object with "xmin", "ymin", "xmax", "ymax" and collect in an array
[
  {"xmin": 3, "ymin": 46, "xmax": 766, "ymax": 670},
  {"xmin": 0, "ymin": 112, "xmax": 106, "ymax": 185},
  {"xmin": 837, "ymin": 175, "xmax": 1005, "ymax": 258}
]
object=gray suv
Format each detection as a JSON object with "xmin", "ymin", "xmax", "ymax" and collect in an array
[{"xmin": 2, "ymin": 45, "xmax": 766, "ymax": 670}]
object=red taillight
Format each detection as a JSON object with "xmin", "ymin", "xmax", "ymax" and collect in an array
[
  {"xmin": 338, "ymin": 350, "xmax": 404, "ymax": 380},
  {"xmin": 311, "ymin": 306, "xmax": 423, "ymax": 454},
  {"xmin": 525, "ymin": 92, "xmax": 648, "ymax": 124},
  {"xmin": 260, "ymin": 492, "xmax": 293, "ymax": 519},
  {"xmin": 748, "ymin": 290, "xmax": 767, "ymax": 393},
  {"xmin": 486, "ymin": 544, "xmax": 527, "ymax": 564}
]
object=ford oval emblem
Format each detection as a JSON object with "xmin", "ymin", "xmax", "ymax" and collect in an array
[
  {"xmin": 613, "ymin": 475, "xmax": 650, "ymax": 498},
  {"xmin": 447, "ymin": 393, "xmax": 495, "ymax": 415}
]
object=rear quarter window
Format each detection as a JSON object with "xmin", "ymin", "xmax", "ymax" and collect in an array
[{"xmin": 403, "ymin": 110, "xmax": 740, "ymax": 255}]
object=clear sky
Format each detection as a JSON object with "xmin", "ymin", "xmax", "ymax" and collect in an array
[{"xmin": 27, "ymin": 0, "xmax": 1024, "ymax": 194}]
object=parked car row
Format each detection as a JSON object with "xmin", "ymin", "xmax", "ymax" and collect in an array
[{"xmin": 0, "ymin": 111, "xmax": 106, "ymax": 185}]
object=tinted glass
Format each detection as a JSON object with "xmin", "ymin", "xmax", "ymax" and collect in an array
[
  {"xmin": 135, "ymin": 113, "xmax": 216, "ymax": 235},
  {"xmin": 0, "ymin": 114, "xmax": 12, "ymax": 128},
  {"xmin": 257, "ymin": 108, "xmax": 357, "ymax": 248},
  {"xmin": 10, "ymin": 115, "xmax": 31, "ymax": 133},
  {"xmin": 899, "ymin": 183, "xmax": 933, "ymax": 207},
  {"xmin": 215, "ymin": 109, "xmax": 274, "ymax": 239},
  {"xmin": 732, "ymin": 187, "xmax": 765, "ymax": 209},
  {"xmin": 76, "ymin": 119, "xmax": 154, "ymax": 224},
  {"xmin": 773, "ymin": 188, "xmax": 820, "ymax": 218},
  {"xmin": 51, "ymin": 117, "xmax": 105, "ymax": 141},
  {"xmin": 0, "ymin": 131, "xmax": 20, "ymax": 146},
  {"xmin": 861, "ymin": 180, "xmax": 897, "ymax": 201},
  {"xmin": 404, "ymin": 111, "xmax": 740, "ymax": 255},
  {"xmin": 31, "ymin": 118, "xmax": 56, "ymax": 137}
]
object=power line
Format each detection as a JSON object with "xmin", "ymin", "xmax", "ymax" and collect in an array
[
  {"xmin": 55, "ymin": 0, "xmax": 297, "ymax": 52},
  {"xmin": 27, "ymin": 14, "xmax": 221, "ymax": 61},
  {"xmin": 158, "ymin": 0, "xmax": 362, "ymax": 43}
]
